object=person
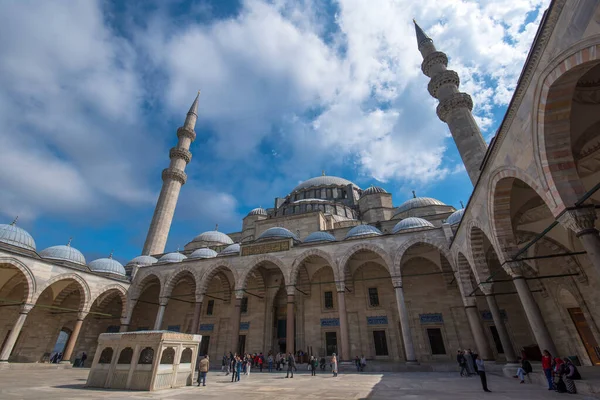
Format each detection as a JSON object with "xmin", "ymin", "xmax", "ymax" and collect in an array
[
  {"xmin": 275, "ymin": 352, "xmax": 281, "ymax": 371},
  {"xmin": 268, "ymin": 353, "xmax": 274, "ymax": 372},
  {"xmin": 360, "ymin": 355, "xmax": 366, "ymax": 372},
  {"xmin": 331, "ymin": 353, "xmax": 338, "ymax": 377},
  {"xmin": 464, "ymin": 349, "xmax": 475, "ymax": 376},
  {"xmin": 310, "ymin": 356, "xmax": 317, "ymax": 376},
  {"xmin": 198, "ymin": 355, "xmax": 209, "ymax": 386},
  {"xmin": 457, "ymin": 350, "xmax": 467, "ymax": 377},
  {"xmin": 56, "ymin": 352, "xmax": 63, "ymax": 363},
  {"xmin": 286, "ymin": 352, "xmax": 296, "ymax": 378},
  {"xmin": 80, "ymin": 352, "xmax": 87, "ymax": 367},
  {"xmin": 235, "ymin": 356, "xmax": 242, "ymax": 382},
  {"xmin": 471, "ymin": 349, "xmax": 479, "ymax": 372},
  {"xmin": 320, "ymin": 356, "xmax": 326, "ymax": 371},
  {"xmin": 541, "ymin": 349, "xmax": 553, "ymax": 390},
  {"xmin": 259, "ymin": 352, "xmax": 264, "ymax": 372},
  {"xmin": 562, "ymin": 358, "xmax": 580, "ymax": 394},
  {"xmin": 222, "ymin": 353, "xmax": 228, "ymax": 373},
  {"xmin": 355, "ymin": 356, "xmax": 360, "ymax": 372},
  {"xmin": 230, "ymin": 355, "xmax": 238, "ymax": 382},
  {"xmin": 475, "ymin": 355, "xmax": 491, "ymax": 392},
  {"xmin": 514, "ymin": 357, "xmax": 532, "ymax": 383}
]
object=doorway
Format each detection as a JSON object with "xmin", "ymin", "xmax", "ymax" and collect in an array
[
  {"xmin": 568, "ymin": 308, "xmax": 600, "ymax": 365},
  {"xmin": 489, "ymin": 326, "xmax": 504, "ymax": 354},
  {"xmin": 373, "ymin": 330, "xmax": 389, "ymax": 356},
  {"xmin": 237, "ymin": 335, "xmax": 246, "ymax": 355},
  {"xmin": 50, "ymin": 328, "xmax": 71, "ymax": 362},
  {"xmin": 325, "ymin": 332, "xmax": 337, "ymax": 356},
  {"xmin": 199, "ymin": 336, "xmax": 210, "ymax": 356}
]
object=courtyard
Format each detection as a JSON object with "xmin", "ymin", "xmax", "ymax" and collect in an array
[{"xmin": 0, "ymin": 368, "xmax": 598, "ymax": 399}]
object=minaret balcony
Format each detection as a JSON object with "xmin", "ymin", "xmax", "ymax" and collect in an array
[
  {"xmin": 436, "ymin": 92, "xmax": 473, "ymax": 122},
  {"xmin": 421, "ymin": 51, "xmax": 448, "ymax": 77},
  {"xmin": 427, "ymin": 70, "xmax": 460, "ymax": 98},
  {"xmin": 162, "ymin": 168, "xmax": 188, "ymax": 185},
  {"xmin": 169, "ymin": 147, "xmax": 192, "ymax": 164},
  {"xmin": 177, "ymin": 126, "xmax": 197, "ymax": 142}
]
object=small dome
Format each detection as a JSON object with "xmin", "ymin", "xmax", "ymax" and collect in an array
[
  {"xmin": 0, "ymin": 219, "xmax": 36, "ymax": 251},
  {"xmin": 192, "ymin": 230, "xmax": 233, "ymax": 246},
  {"xmin": 89, "ymin": 256, "xmax": 126, "ymax": 276},
  {"xmin": 447, "ymin": 208, "xmax": 465, "ymax": 226},
  {"xmin": 40, "ymin": 242, "xmax": 86, "ymax": 265},
  {"xmin": 361, "ymin": 186, "xmax": 387, "ymax": 197},
  {"xmin": 127, "ymin": 255, "xmax": 158, "ymax": 267},
  {"xmin": 393, "ymin": 197, "xmax": 446, "ymax": 217},
  {"xmin": 247, "ymin": 207, "xmax": 267, "ymax": 216},
  {"xmin": 190, "ymin": 248, "xmax": 218, "ymax": 259},
  {"xmin": 219, "ymin": 243, "xmax": 240, "ymax": 256},
  {"xmin": 344, "ymin": 224, "xmax": 382, "ymax": 240},
  {"xmin": 257, "ymin": 227, "xmax": 300, "ymax": 241},
  {"xmin": 158, "ymin": 252, "xmax": 187, "ymax": 263},
  {"xmin": 291, "ymin": 176, "xmax": 360, "ymax": 193},
  {"xmin": 304, "ymin": 231, "xmax": 337, "ymax": 243},
  {"xmin": 392, "ymin": 217, "xmax": 434, "ymax": 233}
]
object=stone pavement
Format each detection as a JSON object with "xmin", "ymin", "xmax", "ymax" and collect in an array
[{"xmin": 0, "ymin": 368, "xmax": 598, "ymax": 399}]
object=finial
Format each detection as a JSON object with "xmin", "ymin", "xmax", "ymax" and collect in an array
[
  {"xmin": 215, "ymin": 224, "xmax": 219, "ymax": 231},
  {"xmin": 460, "ymin": 201, "xmax": 464, "ymax": 208},
  {"xmin": 67, "ymin": 237, "xmax": 73, "ymax": 247},
  {"xmin": 176, "ymin": 246, "xmax": 180, "ymax": 252},
  {"xmin": 413, "ymin": 18, "xmax": 416, "ymax": 24},
  {"xmin": 412, "ymin": 190, "xmax": 416, "ymax": 199},
  {"xmin": 10, "ymin": 216, "xmax": 18, "ymax": 226},
  {"xmin": 322, "ymin": 170, "xmax": 325, "ymax": 176},
  {"xmin": 109, "ymin": 250, "xmax": 114, "ymax": 259},
  {"xmin": 188, "ymin": 91, "xmax": 201, "ymax": 115}
]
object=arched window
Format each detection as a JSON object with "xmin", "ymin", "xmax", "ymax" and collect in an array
[
  {"xmin": 160, "ymin": 347, "xmax": 175, "ymax": 364},
  {"xmin": 180, "ymin": 348, "xmax": 193, "ymax": 363},
  {"xmin": 138, "ymin": 347, "xmax": 154, "ymax": 365},
  {"xmin": 118, "ymin": 347, "xmax": 133, "ymax": 364},
  {"xmin": 99, "ymin": 347, "xmax": 113, "ymax": 364}
]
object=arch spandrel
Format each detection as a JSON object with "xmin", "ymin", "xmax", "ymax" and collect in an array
[
  {"xmin": 89, "ymin": 284, "xmax": 128, "ymax": 318},
  {"xmin": 237, "ymin": 254, "xmax": 286, "ymax": 291},
  {"xmin": 0, "ymin": 257, "xmax": 36, "ymax": 304},
  {"xmin": 289, "ymin": 248, "xmax": 337, "ymax": 287},
  {"xmin": 31, "ymin": 272, "xmax": 92, "ymax": 312},
  {"xmin": 392, "ymin": 236, "xmax": 454, "ymax": 278},
  {"xmin": 337, "ymin": 243, "xmax": 393, "ymax": 287},
  {"xmin": 161, "ymin": 265, "xmax": 201, "ymax": 299}
]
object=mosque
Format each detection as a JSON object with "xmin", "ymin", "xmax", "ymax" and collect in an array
[{"xmin": 1, "ymin": 0, "xmax": 600, "ymax": 370}]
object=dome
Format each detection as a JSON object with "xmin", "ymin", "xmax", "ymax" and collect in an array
[
  {"xmin": 126, "ymin": 255, "xmax": 158, "ymax": 267},
  {"xmin": 247, "ymin": 207, "xmax": 267, "ymax": 216},
  {"xmin": 344, "ymin": 224, "xmax": 382, "ymax": 240},
  {"xmin": 219, "ymin": 243, "xmax": 240, "ymax": 256},
  {"xmin": 257, "ymin": 227, "xmax": 300, "ymax": 241},
  {"xmin": 447, "ymin": 208, "xmax": 465, "ymax": 226},
  {"xmin": 190, "ymin": 248, "xmax": 218, "ymax": 259},
  {"xmin": 0, "ymin": 219, "xmax": 36, "ymax": 251},
  {"xmin": 392, "ymin": 217, "xmax": 435, "ymax": 233},
  {"xmin": 361, "ymin": 186, "xmax": 387, "ymax": 197},
  {"xmin": 192, "ymin": 230, "xmax": 233, "ymax": 246},
  {"xmin": 89, "ymin": 256, "xmax": 126, "ymax": 276},
  {"xmin": 158, "ymin": 252, "xmax": 187, "ymax": 263},
  {"xmin": 291, "ymin": 176, "xmax": 360, "ymax": 193},
  {"xmin": 40, "ymin": 242, "xmax": 86, "ymax": 265},
  {"xmin": 303, "ymin": 231, "xmax": 337, "ymax": 243},
  {"xmin": 393, "ymin": 197, "xmax": 446, "ymax": 217}
]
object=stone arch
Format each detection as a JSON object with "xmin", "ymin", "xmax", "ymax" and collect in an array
[
  {"xmin": 237, "ymin": 254, "xmax": 286, "ymax": 292},
  {"xmin": 392, "ymin": 236, "xmax": 454, "ymax": 278},
  {"xmin": 536, "ymin": 44, "xmax": 600, "ymax": 209},
  {"xmin": 32, "ymin": 273, "xmax": 91, "ymax": 312},
  {"xmin": 162, "ymin": 266, "xmax": 201, "ymax": 299},
  {"xmin": 129, "ymin": 272, "xmax": 163, "ymax": 302},
  {"xmin": 466, "ymin": 219, "xmax": 495, "ymax": 283},
  {"xmin": 289, "ymin": 248, "xmax": 337, "ymax": 286},
  {"xmin": 0, "ymin": 257, "xmax": 36, "ymax": 303},
  {"xmin": 337, "ymin": 243, "xmax": 393, "ymax": 288},
  {"xmin": 89, "ymin": 284, "xmax": 128, "ymax": 318},
  {"xmin": 455, "ymin": 252, "xmax": 477, "ymax": 305},
  {"xmin": 198, "ymin": 261, "xmax": 237, "ymax": 296}
]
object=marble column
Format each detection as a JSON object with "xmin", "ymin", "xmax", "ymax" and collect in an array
[
  {"xmin": 61, "ymin": 312, "xmax": 87, "ymax": 363},
  {"xmin": 464, "ymin": 303, "xmax": 493, "ymax": 360},
  {"xmin": 393, "ymin": 283, "xmax": 417, "ymax": 363},
  {"xmin": 119, "ymin": 316, "xmax": 130, "ymax": 333},
  {"xmin": 286, "ymin": 293, "xmax": 295, "ymax": 355},
  {"xmin": 480, "ymin": 284, "xmax": 517, "ymax": 362},
  {"xmin": 509, "ymin": 263, "xmax": 558, "ymax": 356},
  {"xmin": 558, "ymin": 206, "xmax": 600, "ymax": 275},
  {"xmin": 337, "ymin": 288, "xmax": 350, "ymax": 361},
  {"xmin": 153, "ymin": 298, "xmax": 168, "ymax": 330},
  {"xmin": 231, "ymin": 291, "xmax": 243, "ymax": 354},
  {"xmin": 191, "ymin": 296, "xmax": 203, "ymax": 334},
  {"xmin": 0, "ymin": 304, "xmax": 33, "ymax": 362}
]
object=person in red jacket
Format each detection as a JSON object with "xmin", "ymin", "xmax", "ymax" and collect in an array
[{"xmin": 541, "ymin": 349, "xmax": 554, "ymax": 390}]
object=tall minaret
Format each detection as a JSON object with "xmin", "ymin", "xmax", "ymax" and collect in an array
[
  {"xmin": 142, "ymin": 92, "xmax": 199, "ymax": 255},
  {"xmin": 414, "ymin": 20, "xmax": 487, "ymax": 185}
]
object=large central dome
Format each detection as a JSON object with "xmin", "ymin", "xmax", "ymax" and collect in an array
[{"xmin": 291, "ymin": 176, "xmax": 360, "ymax": 193}]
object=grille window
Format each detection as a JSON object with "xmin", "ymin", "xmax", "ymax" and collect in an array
[
  {"xmin": 368, "ymin": 288, "xmax": 380, "ymax": 307},
  {"xmin": 324, "ymin": 291, "xmax": 334, "ymax": 309},
  {"xmin": 206, "ymin": 300, "xmax": 214, "ymax": 316},
  {"xmin": 241, "ymin": 297, "xmax": 249, "ymax": 313}
]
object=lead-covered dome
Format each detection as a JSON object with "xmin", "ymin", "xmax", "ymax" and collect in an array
[
  {"xmin": 190, "ymin": 248, "xmax": 218, "ymax": 259},
  {"xmin": 304, "ymin": 231, "xmax": 337, "ymax": 243},
  {"xmin": 89, "ymin": 255, "xmax": 126, "ymax": 276},
  {"xmin": 392, "ymin": 195, "xmax": 451, "ymax": 219},
  {"xmin": 158, "ymin": 252, "xmax": 187, "ymax": 263},
  {"xmin": 291, "ymin": 176, "xmax": 360, "ymax": 193},
  {"xmin": 191, "ymin": 230, "xmax": 233, "ymax": 246},
  {"xmin": 127, "ymin": 255, "xmax": 158, "ymax": 267},
  {"xmin": 0, "ymin": 219, "xmax": 36, "ymax": 251},
  {"xmin": 247, "ymin": 207, "xmax": 267, "ymax": 216},
  {"xmin": 40, "ymin": 241, "xmax": 86, "ymax": 265},
  {"xmin": 361, "ymin": 186, "xmax": 387, "ymax": 197},
  {"xmin": 219, "ymin": 243, "xmax": 240, "ymax": 256},
  {"xmin": 257, "ymin": 227, "xmax": 300, "ymax": 242},
  {"xmin": 392, "ymin": 217, "xmax": 434, "ymax": 233},
  {"xmin": 447, "ymin": 208, "xmax": 465, "ymax": 226},
  {"xmin": 345, "ymin": 224, "xmax": 382, "ymax": 240}
]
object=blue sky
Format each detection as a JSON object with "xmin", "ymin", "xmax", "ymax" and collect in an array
[{"xmin": 0, "ymin": 0, "xmax": 550, "ymax": 263}]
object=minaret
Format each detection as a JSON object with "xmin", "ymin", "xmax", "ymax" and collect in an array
[
  {"xmin": 142, "ymin": 92, "xmax": 199, "ymax": 255},
  {"xmin": 414, "ymin": 20, "xmax": 487, "ymax": 185}
]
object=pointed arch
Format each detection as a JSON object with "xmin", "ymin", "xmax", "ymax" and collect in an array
[
  {"xmin": 392, "ymin": 236, "xmax": 454, "ymax": 277},
  {"xmin": 237, "ymin": 254, "xmax": 286, "ymax": 291},
  {"xmin": 337, "ymin": 243, "xmax": 392, "ymax": 288},
  {"xmin": 162, "ymin": 265, "xmax": 201, "ymax": 298},
  {"xmin": 32, "ymin": 273, "xmax": 91, "ymax": 312},
  {"xmin": 128, "ymin": 272, "xmax": 163, "ymax": 302},
  {"xmin": 289, "ymin": 248, "xmax": 337, "ymax": 286},
  {"xmin": 0, "ymin": 257, "xmax": 36, "ymax": 303},
  {"xmin": 198, "ymin": 261, "xmax": 237, "ymax": 295},
  {"xmin": 89, "ymin": 284, "xmax": 128, "ymax": 317}
]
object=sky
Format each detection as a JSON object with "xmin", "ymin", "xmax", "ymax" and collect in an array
[{"xmin": 0, "ymin": 0, "xmax": 550, "ymax": 264}]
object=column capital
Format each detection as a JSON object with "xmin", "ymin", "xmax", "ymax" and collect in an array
[
  {"xmin": 463, "ymin": 296, "xmax": 477, "ymax": 308},
  {"xmin": 234, "ymin": 289, "xmax": 245, "ymax": 300},
  {"xmin": 504, "ymin": 261, "xmax": 524, "ymax": 278},
  {"xmin": 77, "ymin": 311, "xmax": 88, "ymax": 321},
  {"xmin": 436, "ymin": 92, "xmax": 473, "ymax": 122},
  {"xmin": 421, "ymin": 51, "xmax": 448, "ymax": 77},
  {"xmin": 195, "ymin": 293, "xmax": 205, "ymax": 303},
  {"xmin": 286, "ymin": 285, "xmax": 296, "ymax": 297},
  {"xmin": 120, "ymin": 316, "xmax": 130, "ymax": 326},
  {"xmin": 158, "ymin": 297, "xmax": 169, "ymax": 307},
  {"xmin": 335, "ymin": 282, "xmax": 346, "ymax": 293},
  {"xmin": 391, "ymin": 277, "xmax": 403, "ymax": 288},
  {"xmin": 558, "ymin": 206, "xmax": 598, "ymax": 236},
  {"xmin": 479, "ymin": 282, "xmax": 493, "ymax": 296},
  {"xmin": 20, "ymin": 303, "xmax": 34, "ymax": 314},
  {"xmin": 427, "ymin": 69, "xmax": 459, "ymax": 98}
]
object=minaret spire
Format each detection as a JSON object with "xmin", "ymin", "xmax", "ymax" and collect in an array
[
  {"xmin": 414, "ymin": 21, "xmax": 487, "ymax": 185},
  {"xmin": 142, "ymin": 93, "xmax": 199, "ymax": 256}
]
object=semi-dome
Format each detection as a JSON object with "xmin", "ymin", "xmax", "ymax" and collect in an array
[
  {"xmin": 127, "ymin": 255, "xmax": 158, "ymax": 267},
  {"xmin": 447, "ymin": 208, "xmax": 465, "ymax": 226},
  {"xmin": 40, "ymin": 241, "xmax": 86, "ymax": 265},
  {"xmin": 361, "ymin": 186, "xmax": 387, "ymax": 197},
  {"xmin": 158, "ymin": 252, "xmax": 187, "ymax": 263},
  {"xmin": 291, "ymin": 176, "xmax": 360, "ymax": 193},
  {"xmin": 393, "ymin": 196, "xmax": 446, "ymax": 217},
  {"xmin": 247, "ymin": 207, "xmax": 267, "ymax": 216},
  {"xmin": 190, "ymin": 248, "xmax": 218, "ymax": 259},
  {"xmin": 0, "ymin": 219, "xmax": 36, "ymax": 251},
  {"xmin": 392, "ymin": 217, "xmax": 434, "ymax": 233},
  {"xmin": 89, "ymin": 255, "xmax": 126, "ymax": 276},
  {"xmin": 191, "ymin": 230, "xmax": 233, "ymax": 246},
  {"xmin": 219, "ymin": 243, "xmax": 240, "ymax": 256},
  {"xmin": 257, "ymin": 227, "xmax": 300, "ymax": 242},
  {"xmin": 303, "ymin": 231, "xmax": 337, "ymax": 243},
  {"xmin": 344, "ymin": 224, "xmax": 382, "ymax": 240}
]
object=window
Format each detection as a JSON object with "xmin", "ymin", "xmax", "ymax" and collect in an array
[
  {"xmin": 373, "ymin": 330, "xmax": 389, "ymax": 356},
  {"xmin": 106, "ymin": 325, "xmax": 120, "ymax": 333},
  {"xmin": 241, "ymin": 297, "xmax": 249, "ymax": 313},
  {"xmin": 206, "ymin": 300, "xmax": 214, "ymax": 316},
  {"xmin": 327, "ymin": 188, "xmax": 332, "ymax": 198},
  {"xmin": 368, "ymin": 288, "xmax": 380, "ymax": 307},
  {"xmin": 181, "ymin": 348, "xmax": 193, "ymax": 363},
  {"xmin": 160, "ymin": 347, "xmax": 175, "ymax": 364},
  {"xmin": 427, "ymin": 328, "xmax": 447, "ymax": 355},
  {"xmin": 99, "ymin": 347, "xmax": 113, "ymax": 364},
  {"xmin": 117, "ymin": 347, "xmax": 133, "ymax": 364},
  {"xmin": 138, "ymin": 347, "xmax": 154, "ymax": 364},
  {"xmin": 324, "ymin": 291, "xmax": 334, "ymax": 309}
]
